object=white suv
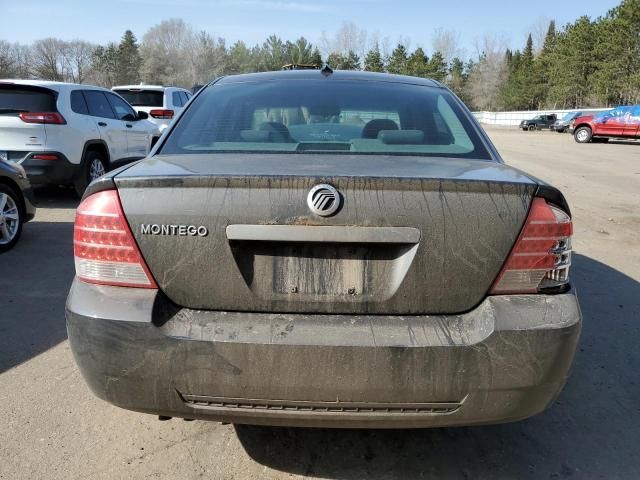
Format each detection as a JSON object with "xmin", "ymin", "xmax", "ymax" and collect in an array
[
  {"xmin": 111, "ymin": 85, "xmax": 192, "ymax": 133},
  {"xmin": 0, "ymin": 80, "xmax": 161, "ymax": 195}
]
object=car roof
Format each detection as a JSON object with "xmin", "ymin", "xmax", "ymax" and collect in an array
[
  {"xmin": 112, "ymin": 85, "xmax": 189, "ymax": 92},
  {"xmin": 0, "ymin": 79, "xmax": 111, "ymax": 92},
  {"xmin": 215, "ymin": 69, "xmax": 445, "ymax": 88}
]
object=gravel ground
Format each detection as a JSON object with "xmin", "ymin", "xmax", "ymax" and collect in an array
[{"xmin": 1, "ymin": 126, "xmax": 639, "ymax": 479}]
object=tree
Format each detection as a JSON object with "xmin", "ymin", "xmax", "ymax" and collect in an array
[
  {"xmin": 188, "ymin": 31, "xmax": 227, "ymax": 82},
  {"xmin": 321, "ymin": 21, "xmax": 367, "ymax": 60},
  {"xmin": 363, "ymin": 44, "xmax": 384, "ymax": 72},
  {"xmin": 466, "ymin": 33, "xmax": 508, "ymax": 110},
  {"xmin": 407, "ymin": 47, "xmax": 429, "ymax": 77},
  {"xmin": 92, "ymin": 43, "xmax": 118, "ymax": 86},
  {"xmin": 589, "ymin": 0, "xmax": 640, "ymax": 105},
  {"xmin": 501, "ymin": 34, "xmax": 537, "ymax": 109},
  {"xmin": 0, "ymin": 41, "xmax": 31, "ymax": 78},
  {"xmin": 387, "ymin": 44, "xmax": 409, "ymax": 74},
  {"xmin": 426, "ymin": 51, "xmax": 448, "ymax": 81},
  {"xmin": 326, "ymin": 50, "xmax": 360, "ymax": 70},
  {"xmin": 309, "ymin": 48, "xmax": 323, "ymax": 67},
  {"xmin": 31, "ymin": 38, "xmax": 67, "ymax": 81},
  {"xmin": 227, "ymin": 41, "xmax": 253, "ymax": 74},
  {"xmin": 546, "ymin": 16, "xmax": 597, "ymax": 107},
  {"xmin": 447, "ymin": 57, "xmax": 469, "ymax": 103},
  {"xmin": 531, "ymin": 21, "xmax": 557, "ymax": 108},
  {"xmin": 140, "ymin": 19, "xmax": 194, "ymax": 86},
  {"xmin": 116, "ymin": 30, "xmax": 141, "ymax": 84},
  {"xmin": 285, "ymin": 37, "xmax": 314, "ymax": 65},
  {"xmin": 258, "ymin": 35, "xmax": 286, "ymax": 71},
  {"xmin": 432, "ymin": 28, "xmax": 463, "ymax": 64}
]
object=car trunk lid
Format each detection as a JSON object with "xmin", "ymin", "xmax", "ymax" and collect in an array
[{"xmin": 115, "ymin": 154, "xmax": 536, "ymax": 315}]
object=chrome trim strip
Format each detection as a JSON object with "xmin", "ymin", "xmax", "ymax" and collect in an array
[{"xmin": 226, "ymin": 225, "xmax": 421, "ymax": 244}]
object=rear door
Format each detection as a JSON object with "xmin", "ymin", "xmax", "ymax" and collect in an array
[
  {"xmin": 106, "ymin": 92, "xmax": 148, "ymax": 158},
  {"xmin": 594, "ymin": 108, "xmax": 625, "ymax": 136},
  {"xmin": 83, "ymin": 90, "xmax": 128, "ymax": 161},
  {"xmin": 0, "ymin": 84, "xmax": 55, "ymax": 153}
]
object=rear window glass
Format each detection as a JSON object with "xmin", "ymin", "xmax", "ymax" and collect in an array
[
  {"xmin": 114, "ymin": 89, "xmax": 163, "ymax": 107},
  {"xmin": 160, "ymin": 79, "xmax": 491, "ymax": 159},
  {"xmin": 0, "ymin": 86, "xmax": 56, "ymax": 113}
]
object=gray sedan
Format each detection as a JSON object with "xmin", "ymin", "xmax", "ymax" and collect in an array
[
  {"xmin": 66, "ymin": 69, "xmax": 581, "ymax": 429},
  {"xmin": 0, "ymin": 158, "xmax": 36, "ymax": 252}
]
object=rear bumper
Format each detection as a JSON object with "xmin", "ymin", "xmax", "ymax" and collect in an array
[
  {"xmin": 66, "ymin": 279, "xmax": 582, "ymax": 428},
  {"xmin": 17, "ymin": 152, "xmax": 78, "ymax": 185}
]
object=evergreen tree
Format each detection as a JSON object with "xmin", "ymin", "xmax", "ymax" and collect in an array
[
  {"xmin": 326, "ymin": 50, "xmax": 360, "ymax": 70},
  {"xmin": 447, "ymin": 57, "xmax": 468, "ymax": 102},
  {"xmin": 259, "ymin": 35, "xmax": 286, "ymax": 71},
  {"xmin": 116, "ymin": 30, "xmax": 141, "ymax": 84},
  {"xmin": 92, "ymin": 43, "xmax": 119, "ymax": 86},
  {"xmin": 363, "ymin": 44, "xmax": 384, "ymax": 72},
  {"xmin": 532, "ymin": 21, "xmax": 557, "ymax": 108},
  {"xmin": 590, "ymin": 0, "xmax": 640, "ymax": 105},
  {"xmin": 309, "ymin": 48, "xmax": 323, "ymax": 67},
  {"xmin": 546, "ymin": 16, "xmax": 597, "ymax": 107},
  {"xmin": 227, "ymin": 41, "xmax": 252, "ymax": 74},
  {"xmin": 285, "ymin": 37, "xmax": 313, "ymax": 65},
  {"xmin": 407, "ymin": 47, "xmax": 429, "ymax": 77},
  {"xmin": 387, "ymin": 44, "xmax": 409, "ymax": 74},
  {"xmin": 426, "ymin": 51, "xmax": 448, "ymax": 81},
  {"xmin": 501, "ymin": 34, "xmax": 537, "ymax": 109}
]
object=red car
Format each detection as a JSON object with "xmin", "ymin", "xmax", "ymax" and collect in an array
[{"xmin": 573, "ymin": 106, "xmax": 640, "ymax": 143}]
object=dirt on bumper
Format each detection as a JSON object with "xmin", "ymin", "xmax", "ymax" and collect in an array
[{"xmin": 66, "ymin": 279, "xmax": 581, "ymax": 428}]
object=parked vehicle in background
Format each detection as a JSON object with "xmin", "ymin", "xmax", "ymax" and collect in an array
[
  {"xmin": 551, "ymin": 111, "xmax": 583, "ymax": 133},
  {"xmin": 0, "ymin": 80, "xmax": 161, "ymax": 196},
  {"xmin": 112, "ymin": 85, "xmax": 192, "ymax": 134},
  {"xmin": 67, "ymin": 70, "xmax": 581, "ymax": 429},
  {"xmin": 573, "ymin": 106, "xmax": 640, "ymax": 143},
  {"xmin": 0, "ymin": 157, "xmax": 36, "ymax": 252},
  {"xmin": 519, "ymin": 114, "xmax": 557, "ymax": 131}
]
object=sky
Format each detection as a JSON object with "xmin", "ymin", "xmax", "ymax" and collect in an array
[{"xmin": 1, "ymin": 0, "xmax": 622, "ymax": 56}]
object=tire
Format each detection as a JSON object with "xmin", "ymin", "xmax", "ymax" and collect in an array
[
  {"xmin": 0, "ymin": 184, "xmax": 24, "ymax": 253},
  {"xmin": 556, "ymin": 128, "xmax": 565, "ymax": 133},
  {"xmin": 528, "ymin": 124, "xmax": 537, "ymax": 131},
  {"xmin": 574, "ymin": 126, "xmax": 592, "ymax": 143},
  {"xmin": 74, "ymin": 150, "xmax": 107, "ymax": 197}
]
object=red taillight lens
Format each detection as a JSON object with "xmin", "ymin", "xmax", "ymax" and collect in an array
[
  {"xmin": 73, "ymin": 190, "xmax": 157, "ymax": 288},
  {"xmin": 32, "ymin": 154, "xmax": 59, "ymax": 161},
  {"xmin": 490, "ymin": 197, "xmax": 572, "ymax": 294},
  {"xmin": 18, "ymin": 112, "xmax": 66, "ymax": 124},
  {"xmin": 149, "ymin": 109, "xmax": 174, "ymax": 119}
]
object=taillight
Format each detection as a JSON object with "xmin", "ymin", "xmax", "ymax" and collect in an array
[
  {"xmin": 73, "ymin": 190, "xmax": 157, "ymax": 288},
  {"xmin": 490, "ymin": 197, "xmax": 572, "ymax": 294},
  {"xmin": 149, "ymin": 109, "xmax": 174, "ymax": 119},
  {"xmin": 18, "ymin": 112, "xmax": 66, "ymax": 124},
  {"xmin": 32, "ymin": 154, "xmax": 59, "ymax": 161}
]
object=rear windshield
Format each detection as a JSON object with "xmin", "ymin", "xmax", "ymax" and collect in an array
[
  {"xmin": 113, "ymin": 89, "xmax": 163, "ymax": 107},
  {"xmin": 160, "ymin": 79, "xmax": 492, "ymax": 159},
  {"xmin": 0, "ymin": 85, "xmax": 56, "ymax": 114}
]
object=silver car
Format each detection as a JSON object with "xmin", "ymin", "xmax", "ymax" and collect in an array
[{"xmin": 66, "ymin": 69, "xmax": 581, "ymax": 428}]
